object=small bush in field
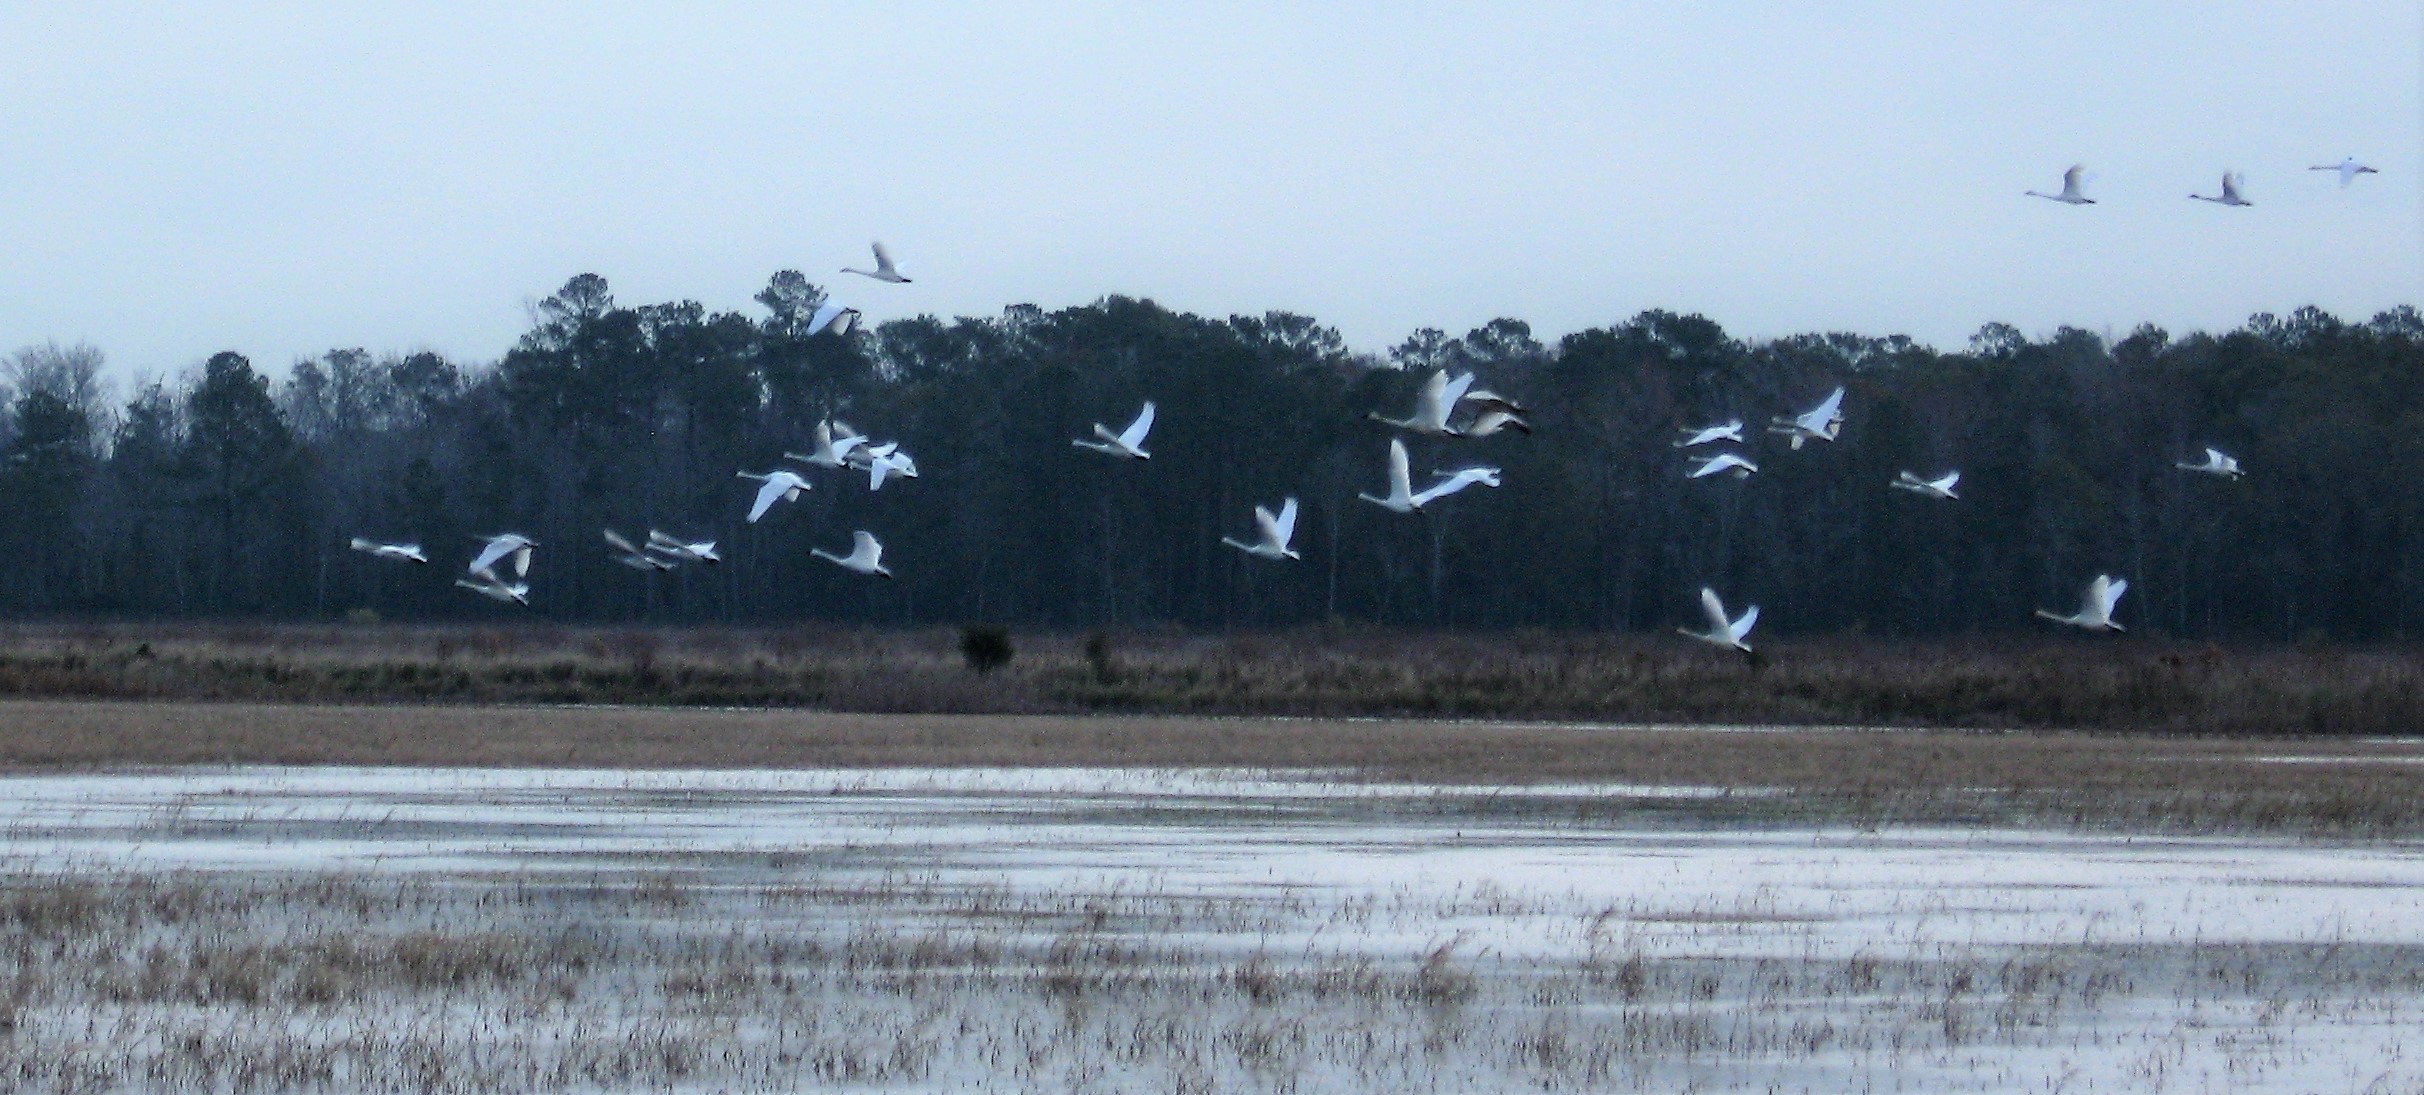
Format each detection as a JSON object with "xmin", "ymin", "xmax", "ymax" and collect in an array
[
  {"xmin": 960, "ymin": 625, "xmax": 1014, "ymax": 674},
  {"xmin": 1084, "ymin": 632, "xmax": 1119, "ymax": 684},
  {"xmin": 345, "ymin": 607, "xmax": 382, "ymax": 626}
]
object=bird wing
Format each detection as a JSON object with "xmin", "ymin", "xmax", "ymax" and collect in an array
[
  {"xmin": 1120, "ymin": 401, "xmax": 1156, "ymax": 448},
  {"xmin": 1271, "ymin": 497, "xmax": 1298, "ymax": 546},
  {"xmin": 1387, "ymin": 438, "xmax": 1411, "ymax": 497},
  {"xmin": 468, "ymin": 538, "xmax": 514, "ymax": 576},
  {"xmin": 1730, "ymin": 604, "xmax": 1761, "ymax": 642},
  {"xmin": 2097, "ymin": 577, "xmax": 2128, "ymax": 618},
  {"xmin": 809, "ymin": 301, "xmax": 856, "ymax": 335},
  {"xmin": 1699, "ymin": 588, "xmax": 1730, "ymax": 635},
  {"xmin": 1936, "ymin": 471, "xmax": 1960, "ymax": 492},
  {"xmin": 603, "ymin": 529, "xmax": 639, "ymax": 554},
  {"xmin": 1438, "ymin": 372, "xmax": 1478, "ymax": 424},
  {"xmin": 748, "ymin": 478, "xmax": 787, "ymax": 522},
  {"xmin": 871, "ymin": 241, "xmax": 897, "ymax": 275},
  {"xmin": 510, "ymin": 544, "xmax": 533, "ymax": 577},
  {"xmin": 1416, "ymin": 467, "xmax": 1500, "ymax": 505},
  {"xmin": 853, "ymin": 530, "xmax": 882, "ymax": 566},
  {"xmin": 1411, "ymin": 370, "xmax": 1450, "ymax": 425},
  {"xmin": 2063, "ymin": 164, "xmax": 2086, "ymax": 191},
  {"xmin": 1811, "ymin": 386, "xmax": 1845, "ymax": 424}
]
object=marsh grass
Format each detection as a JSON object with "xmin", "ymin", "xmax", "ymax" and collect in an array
[
  {"xmin": 0, "ymin": 621, "xmax": 2418, "ymax": 734},
  {"xmin": 2, "ymin": 872, "xmax": 2416, "ymax": 1093},
  {"xmin": 5, "ymin": 699, "xmax": 2424, "ymax": 835}
]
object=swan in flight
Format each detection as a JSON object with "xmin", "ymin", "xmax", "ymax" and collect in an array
[
  {"xmin": 807, "ymin": 300, "xmax": 861, "ymax": 336},
  {"xmin": 467, "ymin": 533, "xmax": 536, "ymax": 580},
  {"xmin": 737, "ymin": 469, "xmax": 813, "ymax": 522},
  {"xmin": 840, "ymin": 241, "xmax": 911, "ymax": 283},
  {"xmin": 850, "ymin": 442, "xmax": 920, "ymax": 490},
  {"xmin": 2025, "ymin": 164, "xmax": 2095, "ymax": 204},
  {"xmin": 2308, "ymin": 156, "xmax": 2378, "ymax": 188},
  {"xmin": 1073, "ymin": 401, "xmax": 1155, "ymax": 460},
  {"xmin": 2036, "ymin": 574, "xmax": 2128, "ymax": 631},
  {"xmin": 603, "ymin": 529, "xmax": 675, "ymax": 571},
  {"xmin": 1357, "ymin": 439, "xmax": 1501, "ymax": 513},
  {"xmin": 1890, "ymin": 470, "xmax": 1961, "ymax": 500},
  {"xmin": 1675, "ymin": 420, "xmax": 1744, "ymax": 448},
  {"xmin": 812, "ymin": 530, "xmax": 893, "ymax": 578},
  {"xmin": 1461, "ymin": 389, "xmax": 1527, "ymax": 416},
  {"xmin": 455, "ymin": 574, "xmax": 530, "ymax": 606},
  {"xmin": 2175, "ymin": 447, "xmax": 2245, "ymax": 479},
  {"xmin": 1767, "ymin": 386, "xmax": 1845, "ymax": 450},
  {"xmin": 1221, "ymin": 496, "xmax": 1301, "ymax": 560},
  {"xmin": 784, "ymin": 419, "xmax": 868, "ymax": 469},
  {"xmin": 2189, "ymin": 172, "xmax": 2252, "ymax": 206},
  {"xmin": 1687, "ymin": 452, "xmax": 1759, "ymax": 480},
  {"xmin": 1678, "ymin": 587, "xmax": 1760, "ymax": 654},
  {"xmin": 1458, "ymin": 388, "xmax": 1531, "ymax": 433},
  {"xmin": 1365, "ymin": 369, "xmax": 1474, "ymax": 437},
  {"xmin": 1457, "ymin": 406, "xmax": 1531, "ymax": 437},
  {"xmin": 645, "ymin": 531, "xmax": 720, "ymax": 564},
  {"xmin": 348, "ymin": 538, "xmax": 426, "ymax": 564}
]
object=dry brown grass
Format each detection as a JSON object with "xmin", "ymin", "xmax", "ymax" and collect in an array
[
  {"xmin": 6, "ymin": 699, "xmax": 2424, "ymax": 834},
  {"xmin": 0, "ymin": 621, "xmax": 2419, "ymax": 733}
]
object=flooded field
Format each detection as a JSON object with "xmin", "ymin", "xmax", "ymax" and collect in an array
[{"xmin": 3, "ymin": 765, "xmax": 2420, "ymax": 1092}]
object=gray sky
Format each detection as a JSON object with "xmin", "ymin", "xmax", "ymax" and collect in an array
[{"xmin": 0, "ymin": 3, "xmax": 2416, "ymax": 382}]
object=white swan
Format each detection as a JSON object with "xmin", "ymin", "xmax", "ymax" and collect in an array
[
  {"xmin": 1222, "ymin": 497, "xmax": 1301, "ymax": 560},
  {"xmin": 645, "ymin": 531, "xmax": 720, "ymax": 564},
  {"xmin": 849, "ymin": 442, "xmax": 919, "ymax": 490},
  {"xmin": 1674, "ymin": 419, "xmax": 1744, "ymax": 448},
  {"xmin": 812, "ymin": 530, "xmax": 893, "ymax": 578},
  {"xmin": 1366, "ymin": 369, "xmax": 1474, "ymax": 437},
  {"xmin": 1678, "ymin": 587, "xmax": 1759, "ymax": 653},
  {"xmin": 2175, "ymin": 447, "xmax": 2244, "ymax": 480},
  {"xmin": 1074, "ymin": 401, "xmax": 1155, "ymax": 460},
  {"xmin": 604, "ymin": 529, "xmax": 675, "ymax": 571},
  {"xmin": 736, "ymin": 469, "xmax": 813, "ymax": 522},
  {"xmin": 840, "ymin": 241, "xmax": 911, "ymax": 283},
  {"xmin": 1890, "ymin": 470, "xmax": 1961, "ymax": 500},
  {"xmin": 1767, "ymin": 386, "xmax": 1845, "ymax": 450},
  {"xmin": 467, "ymin": 533, "xmax": 536, "ymax": 580},
  {"xmin": 2308, "ymin": 156, "xmax": 2378, "ymax": 188},
  {"xmin": 1414, "ymin": 465, "xmax": 1503, "ymax": 508},
  {"xmin": 2036, "ymin": 574, "xmax": 2128, "ymax": 631},
  {"xmin": 2189, "ymin": 172, "xmax": 2251, "ymax": 206},
  {"xmin": 2026, "ymin": 164, "xmax": 2095, "ymax": 204},
  {"xmin": 807, "ymin": 301, "xmax": 861, "ymax": 336},
  {"xmin": 1457, "ymin": 407, "xmax": 1531, "ymax": 437},
  {"xmin": 348, "ymin": 538, "xmax": 426, "ymax": 564},
  {"xmin": 454, "ymin": 574, "xmax": 530, "ymax": 605},
  {"xmin": 1687, "ymin": 451, "xmax": 1759, "ymax": 480},
  {"xmin": 784, "ymin": 419, "xmax": 868, "ymax": 469},
  {"xmin": 1356, "ymin": 438, "xmax": 1501, "ymax": 513}
]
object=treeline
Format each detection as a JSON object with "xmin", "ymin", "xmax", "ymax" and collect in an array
[{"xmin": 2, "ymin": 273, "xmax": 2419, "ymax": 641}]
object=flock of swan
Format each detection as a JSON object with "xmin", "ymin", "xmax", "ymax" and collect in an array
[
  {"xmin": 343, "ymin": 173, "xmax": 2337, "ymax": 653},
  {"xmin": 2025, "ymin": 155, "xmax": 2379, "ymax": 207}
]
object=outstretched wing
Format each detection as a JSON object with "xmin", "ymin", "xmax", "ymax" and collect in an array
[
  {"xmin": 1936, "ymin": 471, "xmax": 1960, "ymax": 492},
  {"xmin": 1387, "ymin": 438, "xmax": 1411, "ymax": 496},
  {"xmin": 853, "ymin": 530, "xmax": 882, "ymax": 566},
  {"xmin": 1699, "ymin": 587, "xmax": 1731, "ymax": 635},
  {"xmin": 468, "ymin": 538, "xmax": 513, "ymax": 576},
  {"xmin": 871, "ymin": 241, "xmax": 897, "ymax": 274},
  {"xmin": 1811, "ymin": 386, "xmax": 1845, "ymax": 424},
  {"xmin": 1730, "ymin": 604, "xmax": 1760, "ymax": 642},
  {"xmin": 1438, "ymin": 372, "xmax": 1478, "ymax": 423},
  {"xmin": 602, "ymin": 529, "xmax": 639, "ymax": 554},
  {"xmin": 748, "ymin": 478, "xmax": 787, "ymax": 522},
  {"xmin": 2063, "ymin": 164, "xmax": 2086, "ymax": 191},
  {"xmin": 2096, "ymin": 576, "xmax": 2128, "ymax": 618},
  {"xmin": 1120, "ymin": 401, "xmax": 1156, "ymax": 448},
  {"xmin": 1267, "ymin": 497, "xmax": 1300, "ymax": 547}
]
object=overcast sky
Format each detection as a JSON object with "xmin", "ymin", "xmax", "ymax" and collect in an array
[{"xmin": 0, "ymin": 3, "xmax": 2415, "ymax": 381}]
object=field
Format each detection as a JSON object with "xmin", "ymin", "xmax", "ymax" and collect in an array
[
  {"xmin": 4, "ymin": 648, "xmax": 2423, "ymax": 1091},
  {"xmin": 2, "ymin": 620, "xmax": 2422, "ymax": 733},
  {"xmin": 5, "ymin": 756, "xmax": 2424, "ymax": 1093}
]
